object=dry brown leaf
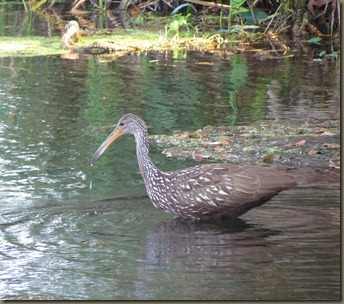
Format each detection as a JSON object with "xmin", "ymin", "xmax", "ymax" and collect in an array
[
  {"xmin": 323, "ymin": 143, "xmax": 340, "ymax": 148},
  {"xmin": 314, "ymin": 128, "xmax": 325, "ymax": 134},
  {"xmin": 212, "ymin": 146, "xmax": 224, "ymax": 152},
  {"xmin": 307, "ymin": 149, "xmax": 321, "ymax": 155},
  {"xmin": 191, "ymin": 151, "xmax": 210, "ymax": 161},
  {"xmin": 286, "ymin": 139, "xmax": 306, "ymax": 147},
  {"xmin": 218, "ymin": 138, "xmax": 230, "ymax": 145},
  {"xmin": 196, "ymin": 132, "xmax": 204, "ymax": 138},
  {"xmin": 178, "ymin": 132, "xmax": 189, "ymax": 139}
]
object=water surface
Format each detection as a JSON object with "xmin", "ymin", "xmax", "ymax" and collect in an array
[{"xmin": 0, "ymin": 51, "xmax": 340, "ymax": 300}]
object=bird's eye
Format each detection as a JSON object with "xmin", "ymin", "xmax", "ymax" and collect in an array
[{"xmin": 119, "ymin": 122, "xmax": 125, "ymax": 126}]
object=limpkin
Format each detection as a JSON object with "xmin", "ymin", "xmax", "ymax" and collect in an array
[{"xmin": 91, "ymin": 113, "xmax": 298, "ymax": 220}]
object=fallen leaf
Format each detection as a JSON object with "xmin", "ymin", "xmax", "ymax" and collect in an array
[
  {"xmin": 307, "ymin": 149, "xmax": 321, "ymax": 155},
  {"xmin": 286, "ymin": 139, "xmax": 306, "ymax": 147},
  {"xmin": 178, "ymin": 132, "xmax": 189, "ymax": 139},
  {"xmin": 196, "ymin": 132, "xmax": 204, "ymax": 138},
  {"xmin": 191, "ymin": 151, "xmax": 211, "ymax": 161},
  {"xmin": 294, "ymin": 139, "xmax": 306, "ymax": 146},
  {"xmin": 240, "ymin": 133, "xmax": 250, "ymax": 137},
  {"xmin": 320, "ymin": 131, "xmax": 336, "ymax": 136},
  {"xmin": 323, "ymin": 143, "xmax": 340, "ymax": 148},
  {"xmin": 212, "ymin": 146, "xmax": 224, "ymax": 152},
  {"xmin": 218, "ymin": 138, "xmax": 230, "ymax": 145}
]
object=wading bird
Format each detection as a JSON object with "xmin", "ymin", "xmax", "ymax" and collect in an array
[{"xmin": 91, "ymin": 113, "xmax": 298, "ymax": 220}]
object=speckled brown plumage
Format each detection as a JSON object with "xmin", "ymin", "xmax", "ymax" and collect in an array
[{"xmin": 91, "ymin": 113, "xmax": 297, "ymax": 220}]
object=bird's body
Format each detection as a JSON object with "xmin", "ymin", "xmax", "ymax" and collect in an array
[{"xmin": 91, "ymin": 113, "xmax": 297, "ymax": 220}]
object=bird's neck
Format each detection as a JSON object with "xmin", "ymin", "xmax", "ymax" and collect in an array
[{"xmin": 133, "ymin": 130, "xmax": 160, "ymax": 181}]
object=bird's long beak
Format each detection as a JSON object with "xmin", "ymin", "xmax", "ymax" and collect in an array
[{"xmin": 91, "ymin": 128, "xmax": 124, "ymax": 164}]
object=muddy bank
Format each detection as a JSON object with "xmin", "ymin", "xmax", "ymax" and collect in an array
[{"xmin": 151, "ymin": 119, "xmax": 340, "ymax": 170}]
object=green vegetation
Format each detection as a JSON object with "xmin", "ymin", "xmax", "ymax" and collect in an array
[
  {"xmin": 0, "ymin": 1, "xmax": 339, "ymax": 59},
  {"xmin": 0, "ymin": 0, "xmax": 340, "ymax": 38},
  {"xmin": 0, "ymin": 36, "xmax": 62, "ymax": 57},
  {"xmin": 0, "ymin": 29, "xmax": 230, "ymax": 57}
]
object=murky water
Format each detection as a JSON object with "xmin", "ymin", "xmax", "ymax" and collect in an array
[{"xmin": 0, "ymin": 51, "xmax": 340, "ymax": 300}]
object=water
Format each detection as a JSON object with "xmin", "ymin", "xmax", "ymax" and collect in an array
[{"xmin": 0, "ymin": 51, "xmax": 340, "ymax": 300}]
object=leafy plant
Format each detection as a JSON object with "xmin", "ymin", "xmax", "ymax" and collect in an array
[
  {"xmin": 167, "ymin": 13, "xmax": 193, "ymax": 37},
  {"xmin": 303, "ymin": 37, "xmax": 322, "ymax": 45},
  {"xmin": 228, "ymin": 0, "xmax": 246, "ymax": 28},
  {"xmin": 228, "ymin": 0, "xmax": 269, "ymax": 27},
  {"xmin": 313, "ymin": 50, "xmax": 339, "ymax": 62}
]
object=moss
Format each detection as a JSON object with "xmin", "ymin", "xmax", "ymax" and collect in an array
[
  {"xmin": 0, "ymin": 36, "xmax": 64, "ymax": 57},
  {"xmin": 0, "ymin": 29, "xmax": 230, "ymax": 57}
]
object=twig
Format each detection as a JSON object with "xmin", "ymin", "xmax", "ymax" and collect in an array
[
  {"xmin": 264, "ymin": 2, "xmax": 282, "ymax": 34},
  {"xmin": 184, "ymin": 0, "xmax": 230, "ymax": 9}
]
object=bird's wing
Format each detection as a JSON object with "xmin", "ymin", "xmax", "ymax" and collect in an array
[{"xmin": 168, "ymin": 164, "xmax": 296, "ymax": 218}]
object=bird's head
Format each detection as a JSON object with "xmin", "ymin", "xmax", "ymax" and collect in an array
[{"xmin": 90, "ymin": 113, "xmax": 147, "ymax": 164}]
